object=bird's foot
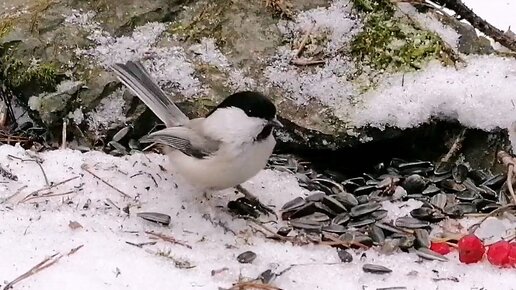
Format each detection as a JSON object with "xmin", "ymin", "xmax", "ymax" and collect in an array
[{"xmin": 234, "ymin": 185, "xmax": 276, "ymax": 218}]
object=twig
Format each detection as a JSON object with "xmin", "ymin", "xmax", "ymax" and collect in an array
[
  {"xmin": 19, "ymin": 176, "xmax": 79, "ymax": 203},
  {"xmin": 22, "ymin": 190, "xmax": 77, "ymax": 203},
  {"xmin": 322, "ymin": 233, "xmax": 369, "ymax": 249},
  {"xmin": 145, "ymin": 231, "xmax": 192, "ymax": 249},
  {"xmin": 3, "ymin": 245, "xmax": 83, "ymax": 290},
  {"xmin": 8, "ymin": 154, "xmax": 49, "ymax": 186},
  {"xmin": 296, "ymin": 23, "xmax": 315, "ymax": 58},
  {"xmin": 440, "ymin": 129, "xmax": 466, "ymax": 164},
  {"xmin": 81, "ymin": 164, "xmax": 132, "ymax": 199},
  {"xmin": 497, "ymin": 151, "xmax": 516, "ymax": 204},
  {"xmin": 1, "ymin": 185, "xmax": 27, "ymax": 204},
  {"xmin": 428, "ymin": 0, "xmax": 516, "ymax": 52},
  {"xmin": 290, "ymin": 58, "xmax": 325, "ymax": 66},
  {"xmin": 467, "ymin": 204, "xmax": 516, "ymax": 234},
  {"xmin": 227, "ymin": 282, "xmax": 282, "ymax": 290}
]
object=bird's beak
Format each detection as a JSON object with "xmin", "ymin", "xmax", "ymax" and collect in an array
[{"xmin": 269, "ymin": 117, "xmax": 283, "ymax": 128}]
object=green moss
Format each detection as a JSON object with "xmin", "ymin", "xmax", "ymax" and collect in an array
[
  {"xmin": 0, "ymin": 19, "xmax": 13, "ymax": 39},
  {"xmin": 351, "ymin": 0, "xmax": 451, "ymax": 72},
  {"xmin": 2, "ymin": 56, "xmax": 59, "ymax": 93},
  {"xmin": 168, "ymin": 1, "xmax": 229, "ymax": 44}
]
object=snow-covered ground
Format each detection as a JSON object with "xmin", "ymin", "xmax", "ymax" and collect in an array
[
  {"xmin": 1, "ymin": 144, "xmax": 515, "ymax": 290},
  {"xmin": 3, "ymin": 1, "xmax": 516, "ymax": 289}
]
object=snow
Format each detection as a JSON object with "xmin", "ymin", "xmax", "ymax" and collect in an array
[
  {"xmin": 86, "ymin": 88, "xmax": 127, "ymax": 133},
  {"xmin": 265, "ymin": 0, "xmax": 361, "ymax": 109},
  {"xmin": 1, "ymin": 144, "xmax": 516, "ymax": 290},
  {"xmin": 352, "ymin": 55, "xmax": 516, "ymax": 131}
]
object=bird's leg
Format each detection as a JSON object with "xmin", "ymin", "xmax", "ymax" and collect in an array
[{"xmin": 235, "ymin": 184, "xmax": 276, "ymax": 217}]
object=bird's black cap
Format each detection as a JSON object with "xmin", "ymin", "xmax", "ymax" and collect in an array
[{"xmin": 207, "ymin": 91, "xmax": 276, "ymax": 121}]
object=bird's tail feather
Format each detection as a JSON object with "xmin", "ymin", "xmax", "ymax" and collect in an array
[{"xmin": 110, "ymin": 60, "xmax": 189, "ymax": 127}]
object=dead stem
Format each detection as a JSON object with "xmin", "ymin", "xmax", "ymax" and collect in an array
[
  {"xmin": 497, "ymin": 151, "xmax": 516, "ymax": 204},
  {"xmin": 81, "ymin": 164, "xmax": 132, "ymax": 199},
  {"xmin": 3, "ymin": 245, "xmax": 83, "ymax": 290},
  {"xmin": 22, "ymin": 190, "xmax": 77, "ymax": 203},
  {"xmin": 290, "ymin": 58, "xmax": 325, "ymax": 66},
  {"xmin": 467, "ymin": 204, "xmax": 516, "ymax": 234},
  {"xmin": 1, "ymin": 185, "xmax": 28, "ymax": 204},
  {"xmin": 145, "ymin": 231, "xmax": 192, "ymax": 249},
  {"xmin": 228, "ymin": 282, "xmax": 283, "ymax": 290},
  {"xmin": 296, "ymin": 23, "xmax": 314, "ymax": 58},
  {"xmin": 19, "ymin": 176, "xmax": 79, "ymax": 203},
  {"xmin": 8, "ymin": 154, "xmax": 49, "ymax": 186}
]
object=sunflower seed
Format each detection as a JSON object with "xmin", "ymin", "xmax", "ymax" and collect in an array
[
  {"xmin": 281, "ymin": 197, "xmax": 306, "ymax": 211},
  {"xmin": 370, "ymin": 209, "xmax": 388, "ymax": 221},
  {"xmin": 332, "ymin": 213, "xmax": 351, "ymax": 225},
  {"xmin": 414, "ymin": 248, "xmax": 448, "ymax": 262},
  {"xmin": 350, "ymin": 202, "xmax": 381, "ymax": 217},
  {"xmin": 395, "ymin": 216, "xmax": 430, "ymax": 229},
  {"xmin": 368, "ymin": 225, "xmax": 385, "ymax": 244},
  {"xmin": 349, "ymin": 218, "xmax": 376, "ymax": 228},
  {"xmin": 237, "ymin": 251, "xmax": 257, "ymax": 263},
  {"xmin": 137, "ymin": 212, "xmax": 171, "ymax": 226},
  {"xmin": 337, "ymin": 248, "xmax": 353, "ymax": 263},
  {"xmin": 322, "ymin": 196, "xmax": 348, "ymax": 213},
  {"xmin": 430, "ymin": 193, "xmax": 447, "ymax": 209},
  {"xmin": 333, "ymin": 192, "xmax": 359, "ymax": 208},
  {"xmin": 363, "ymin": 264, "xmax": 392, "ymax": 274},
  {"xmin": 402, "ymin": 174, "xmax": 427, "ymax": 194},
  {"xmin": 414, "ymin": 229, "xmax": 430, "ymax": 249},
  {"xmin": 452, "ymin": 164, "xmax": 468, "ymax": 184}
]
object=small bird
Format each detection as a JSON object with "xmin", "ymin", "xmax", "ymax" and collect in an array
[{"xmin": 110, "ymin": 60, "xmax": 282, "ymax": 212}]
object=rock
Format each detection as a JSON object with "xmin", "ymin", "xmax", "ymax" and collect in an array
[{"xmin": 0, "ymin": 0, "xmax": 499, "ymax": 151}]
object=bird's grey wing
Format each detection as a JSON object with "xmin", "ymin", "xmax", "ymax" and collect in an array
[
  {"xmin": 140, "ymin": 127, "xmax": 220, "ymax": 159},
  {"xmin": 110, "ymin": 60, "xmax": 189, "ymax": 127}
]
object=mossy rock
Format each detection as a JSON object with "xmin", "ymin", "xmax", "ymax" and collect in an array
[{"xmin": 0, "ymin": 0, "xmax": 488, "ymax": 151}]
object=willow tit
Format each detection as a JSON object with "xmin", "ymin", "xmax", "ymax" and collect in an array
[{"xmin": 110, "ymin": 60, "xmax": 282, "ymax": 197}]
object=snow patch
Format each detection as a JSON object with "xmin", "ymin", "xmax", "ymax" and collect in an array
[
  {"xmin": 86, "ymin": 89, "xmax": 127, "ymax": 133},
  {"xmin": 352, "ymin": 55, "xmax": 516, "ymax": 132}
]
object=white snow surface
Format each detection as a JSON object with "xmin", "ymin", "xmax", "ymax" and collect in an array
[
  {"xmin": 352, "ymin": 55, "xmax": 516, "ymax": 131},
  {"xmin": 1, "ymin": 145, "xmax": 516, "ymax": 290}
]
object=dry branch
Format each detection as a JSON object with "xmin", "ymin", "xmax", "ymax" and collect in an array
[
  {"xmin": 3, "ymin": 245, "xmax": 84, "ymax": 290},
  {"xmin": 81, "ymin": 164, "xmax": 132, "ymax": 199},
  {"xmin": 429, "ymin": 0, "xmax": 516, "ymax": 52}
]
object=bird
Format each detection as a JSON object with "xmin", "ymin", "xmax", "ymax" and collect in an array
[{"xmin": 110, "ymin": 60, "xmax": 282, "ymax": 213}]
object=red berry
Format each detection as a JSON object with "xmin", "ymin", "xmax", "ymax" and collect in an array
[
  {"xmin": 430, "ymin": 242, "xmax": 451, "ymax": 255},
  {"xmin": 458, "ymin": 234, "xmax": 485, "ymax": 264},
  {"xmin": 487, "ymin": 240, "xmax": 511, "ymax": 266},
  {"xmin": 508, "ymin": 242, "xmax": 516, "ymax": 267}
]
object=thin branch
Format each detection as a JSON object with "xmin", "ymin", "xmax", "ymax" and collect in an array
[
  {"xmin": 468, "ymin": 204, "xmax": 516, "ymax": 234},
  {"xmin": 145, "ymin": 231, "xmax": 192, "ymax": 249},
  {"xmin": 22, "ymin": 190, "xmax": 77, "ymax": 203},
  {"xmin": 19, "ymin": 176, "xmax": 79, "ymax": 203},
  {"xmin": 1, "ymin": 185, "xmax": 27, "ymax": 204},
  {"xmin": 296, "ymin": 23, "xmax": 315, "ymax": 58},
  {"xmin": 429, "ymin": 0, "xmax": 516, "ymax": 52},
  {"xmin": 8, "ymin": 154, "xmax": 49, "ymax": 186},
  {"xmin": 81, "ymin": 164, "xmax": 132, "ymax": 199},
  {"xmin": 3, "ymin": 245, "xmax": 83, "ymax": 290},
  {"xmin": 290, "ymin": 58, "xmax": 325, "ymax": 66},
  {"xmin": 497, "ymin": 151, "xmax": 516, "ymax": 204}
]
